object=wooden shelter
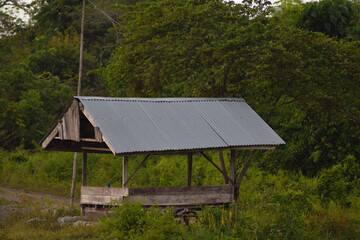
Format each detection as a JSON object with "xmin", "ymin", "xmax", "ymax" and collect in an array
[{"xmin": 40, "ymin": 97, "xmax": 285, "ymax": 218}]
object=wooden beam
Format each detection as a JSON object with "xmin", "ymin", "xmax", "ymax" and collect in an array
[
  {"xmin": 41, "ymin": 125, "xmax": 59, "ymax": 149},
  {"xmin": 81, "ymin": 146, "xmax": 111, "ymax": 152},
  {"xmin": 122, "ymin": 156, "xmax": 128, "ymax": 188},
  {"xmin": 81, "ymin": 138, "xmax": 98, "ymax": 142},
  {"xmin": 230, "ymin": 150, "xmax": 236, "ymax": 184},
  {"xmin": 94, "ymin": 127, "xmax": 103, "ymax": 142},
  {"xmin": 187, "ymin": 153, "xmax": 193, "ymax": 187},
  {"xmin": 219, "ymin": 151, "xmax": 228, "ymax": 184},
  {"xmin": 70, "ymin": 152, "xmax": 78, "ymax": 206},
  {"xmin": 200, "ymin": 152, "xmax": 234, "ymax": 186},
  {"xmin": 74, "ymin": 100, "xmax": 80, "ymax": 142},
  {"xmin": 235, "ymin": 150, "xmax": 256, "ymax": 189},
  {"xmin": 123, "ymin": 155, "xmax": 150, "ymax": 187},
  {"xmin": 82, "ymin": 151, "xmax": 87, "ymax": 186}
]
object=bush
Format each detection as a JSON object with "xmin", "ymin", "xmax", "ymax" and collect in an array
[
  {"xmin": 317, "ymin": 155, "xmax": 360, "ymax": 203},
  {"xmin": 99, "ymin": 201, "xmax": 183, "ymax": 239}
]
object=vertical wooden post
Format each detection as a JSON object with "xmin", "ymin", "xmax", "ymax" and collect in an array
[
  {"xmin": 187, "ymin": 153, "xmax": 193, "ymax": 187},
  {"xmin": 70, "ymin": 152, "xmax": 78, "ymax": 206},
  {"xmin": 219, "ymin": 150, "xmax": 228, "ymax": 184},
  {"xmin": 122, "ymin": 156, "xmax": 128, "ymax": 188},
  {"xmin": 82, "ymin": 151, "xmax": 87, "ymax": 186},
  {"xmin": 230, "ymin": 150, "xmax": 235, "ymax": 184}
]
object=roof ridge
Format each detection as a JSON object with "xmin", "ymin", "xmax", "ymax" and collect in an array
[{"xmin": 75, "ymin": 96, "xmax": 245, "ymax": 103}]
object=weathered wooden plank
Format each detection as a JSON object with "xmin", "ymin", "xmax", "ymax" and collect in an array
[
  {"xmin": 81, "ymin": 146, "xmax": 111, "ymax": 152},
  {"xmin": 129, "ymin": 185, "xmax": 233, "ymax": 195},
  {"xmin": 58, "ymin": 121, "xmax": 63, "ymax": 140},
  {"xmin": 81, "ymin": 186, "xmax": 234, "ymax": 206},
  {"xmin": 94, "ymin": 127, "xmax": 102, "ymax": 142},
  {"xmin": 60, "ymin": 100, "xmax": 80, "ymax": 141},
  {"xmin": 41, "ymin": 124, "xmax": 59, "ymax": 149},
  {"xmin": 81, "ymin": 186, "xmax": 129, "ymax": 196},
  {"xmin": 128, "ymin": 193, "xmax": 233, "ymax": 206},
  {"xmin": 73, "ymin": 100, "xmax": 80, "ymax": 142},
  {"xmin": 81, "ymin": 195, "xmax": 125, "ymax": 205}
]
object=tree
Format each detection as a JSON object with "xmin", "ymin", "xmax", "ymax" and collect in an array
[
  {"xmin": 106, "ymin": 0, "xmax": 271, "ymax": 97},
  {"xmin": 300, "ymin": 0, "xmax": 360, "ymax": 40},
  {"xmin": 0, "ymin": 0, "xmax": 30, "ymax": 35}
]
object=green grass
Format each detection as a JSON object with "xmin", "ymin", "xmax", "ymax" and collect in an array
[{"xmin": 1, "ymin": 150, "xmax": 360, "ymax": 239}]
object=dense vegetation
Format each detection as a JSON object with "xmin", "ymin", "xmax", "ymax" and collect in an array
[{"xmin": 1, "ymin": 0, "xmax": 360, "ymax": 239}]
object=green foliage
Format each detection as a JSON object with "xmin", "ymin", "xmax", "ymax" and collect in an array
[
  {"xmin": 106, "ymin": 0, "xmax": 270, "ymax": 97},
  {"xmin": 1, "ymin": 150, "xmax": 360, "ymax": 239},
  {"xmin": 100, "ymin": 202, "xmax": 183, "ymax": 239},
  {"xmin": 317, "ymin": 155, "xmax": 360, "ymax": 202},
  {"xmin": 300, "ymin": 0, "xmax": 360, "ymax": 39}
]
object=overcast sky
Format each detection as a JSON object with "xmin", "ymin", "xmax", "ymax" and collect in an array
[{"xmin": 16, "ymin": 0, "xmax": 314, "ymax": 22}]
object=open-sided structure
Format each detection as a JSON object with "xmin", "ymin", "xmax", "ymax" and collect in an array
[{"xmin": 40, "ymin": 97, "xmax": 285, "ymax": 217}]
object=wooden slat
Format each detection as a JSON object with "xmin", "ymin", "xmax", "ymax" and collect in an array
[
  {"xmin": 58, "ymin": 121, "xmax": 63, "ymax": 140},
  {"xmin": 129, "ymin": 185, "xmax": 233, "ymax": 195},
  {"xmin": 81, "ymin": 186, "xmax": 129, "ymax": 205},
  {"xmin": 94, "ymin": 127, "xmax": 103, "ymax": 142},
  {"xmin": 73, "ymin": 100, "xmax": 80, "ymax": 142},
  {"xmin": 82, "ymin": 186, "xmax": 129, "ymax": 195},
  {"xmin": 80, "ymin": 186, "xmax": 234, "ymax": 206}
]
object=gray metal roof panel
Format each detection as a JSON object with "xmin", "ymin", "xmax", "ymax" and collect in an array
[{"xmin": 77, "ymin": 97, "xmax": 285, "ymax": 155}]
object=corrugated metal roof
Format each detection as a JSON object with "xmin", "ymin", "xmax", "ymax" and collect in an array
[{"xmin": 76, "ymin": 97, "xmax": 285, "ymax": 155}]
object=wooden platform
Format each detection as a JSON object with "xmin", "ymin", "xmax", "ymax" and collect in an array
[{"xmin": 81, "ymin": 185, "xmax": 235, "ymax": 210}]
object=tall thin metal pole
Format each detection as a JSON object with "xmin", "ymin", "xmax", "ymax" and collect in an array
[{"xmin": 70, "ymin": 0, "xmax": 86, "ymax": 207}]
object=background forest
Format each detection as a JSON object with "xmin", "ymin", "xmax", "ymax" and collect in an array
[{"xmin": 1, "ymin": 0, "xmax": 360, "ymax": 239}]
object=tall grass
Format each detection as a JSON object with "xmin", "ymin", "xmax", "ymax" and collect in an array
[{"xmin": 1, "ymin": 149, "xmax": 360, "ymax": 239}]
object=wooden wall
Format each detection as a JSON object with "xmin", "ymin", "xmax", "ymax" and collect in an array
[{"xmin": 81, "ymin": 185, "xmax": 234, "ymax": 208}]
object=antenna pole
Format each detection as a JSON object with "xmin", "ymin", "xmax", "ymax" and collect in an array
[{"xmin": 71, "ymin": 0, "xmax": 86, "ymax": 207}]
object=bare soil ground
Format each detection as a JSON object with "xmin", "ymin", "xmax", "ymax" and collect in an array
[{"xmin": 0, "ymin": 187, "xmax": 79, "ymax": 220}]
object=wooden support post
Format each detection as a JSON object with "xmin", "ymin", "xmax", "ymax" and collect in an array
[
  {"xmin": 122, "ymin": 156, "xmax": 128, "ymax": 188},
  {"xmin": 187, "ymin": 153, "xmax": 193, "ymax": 187},
  {"xmin": 230, "ymin": 150, "xmax": 235, "ymax": 185},
  {"xmin": 200, "ymin": 152, "xmax": 234, "ymax": 185},
  {"xmin": 219, "ymin": 151, "xmax": 228, "ymax": 184},
  {"xmin": 70, "ymin": 152, "xmax": 78, "ymax": 206},
  {"xmin": 235, "ymin": 150, "xmax": 256, "ymax": 189},
  {"xmin": 82, "ymin": 151, "xmax": 87, "ymax": 186},
  {"xmin": 124, "ymin": 155, "xmax": 150, "ymax": 187}
]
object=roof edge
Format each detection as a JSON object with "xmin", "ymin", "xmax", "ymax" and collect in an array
[{"xmin": 75, "ymin": 96, "xmax": 245, "ymax": 103}]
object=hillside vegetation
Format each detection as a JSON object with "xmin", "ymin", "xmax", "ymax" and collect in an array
[{"xmin": 1, "ymin": 0, "xmax": 360, "ymax": 239}]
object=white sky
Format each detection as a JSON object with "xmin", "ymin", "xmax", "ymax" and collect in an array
[{"xmin": 16, "ymin": 0, "xmax": 313, "ymax": 22}]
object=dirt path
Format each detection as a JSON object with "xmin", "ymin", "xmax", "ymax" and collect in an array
[
  {"xmin": 0, "ymin": 187, "xmax": 79, "ymax": 205},
  {"xmin": 0, "ymin": 187, "xmax": 79, "ymax": 220}
]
